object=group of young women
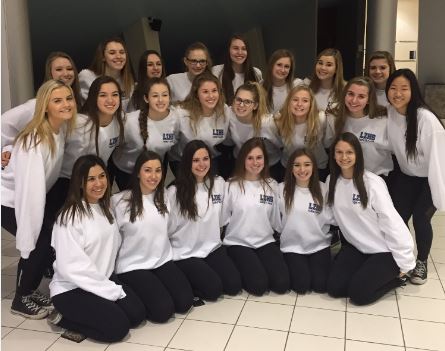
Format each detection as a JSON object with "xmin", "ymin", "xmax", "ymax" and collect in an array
[{"xmin": 1, "ymin": 33, "xmax": 445, "ymax": 343}]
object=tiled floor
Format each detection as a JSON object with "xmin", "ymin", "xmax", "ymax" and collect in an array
[{"xmin": 2, "ymin": 212, "xmax": 445, "ymax": 351}]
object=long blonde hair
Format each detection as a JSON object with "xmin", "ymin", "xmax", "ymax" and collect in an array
[
  {"xmin": 276, "ymin": 85, "xmax": 321, "ymax": 149},
  {"xmin": 15, "ymin": 80, "xmax": 76, "ymax": 156}
]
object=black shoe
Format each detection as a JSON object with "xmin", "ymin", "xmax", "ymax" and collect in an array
[
  {"xmin": 11, "ymin": 295, "xmax": 49, "ymax": 319},
  {"xmin": 61, "ymin": 330, "xmax": 86, "ymax": 343},
  {"xmin": 410, "ymin": 260, "xmax": 428, "ymax": 285},
  {"xmin": 31, "ymin": 290, "xmax": 54, "ymax": 310}
]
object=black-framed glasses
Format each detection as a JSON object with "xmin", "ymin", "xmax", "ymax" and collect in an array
[
  {"xmin": 234, "ymin": 97, "xmax": 255, "ymax": 107},
  {"xmin": 186, "ymin": 58, "xmax": 207, "ymax": 66}
]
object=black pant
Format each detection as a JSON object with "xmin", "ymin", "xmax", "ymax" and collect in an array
[
  {"xmin": 389, "ymin": 169, "xmax": 436, "ymax": 261},
  {"xmin": 327, "ymin": 244, "xmax": 401, "ymax": 305},
  {"xmin": 226, "ymin": 242, "xmax": 290, "ymax": 296},
  {"xmin": 52, "ymin": 282, "xmax": 144, "ymax": 343},
  {"xmin": 107, "ymin": 156, "xmax": 131, "ymax": 191},
  {"xmin": 284, "ymin": 246, "xmax": 331, "ymax": 294},
  {"xmin": 269, "ymin": 162, "xmax": 285, "ymax": 183},
  {"xmin": 118, "ymin": 261, "xmax": 193, "ymax": 322}
]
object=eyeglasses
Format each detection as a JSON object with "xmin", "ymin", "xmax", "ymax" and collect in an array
[
  {"xmin": 234, "ymin": 97, "xmax": 255, "ymax": 107},
  {"xmin": 186, "ymin": 58, "xmax": 207, "ymax": 66}
]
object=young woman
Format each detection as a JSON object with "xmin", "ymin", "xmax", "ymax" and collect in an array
[
  {"xmin": 276, "ymin": 85, "xmax": 329, "ymax": 181},
  {"xmin": 79, "ymin": 37, "xmax": 134, "ymax": 110},
  {"xmin": 263, "ymin": 49, "xmax": 303, "ymax": 113},
  {"xmin": 212, "ymin": 34, "xmax": 263, "ymax": 105},
  {"xmin": 365, "ymin": 51, "xmax": 396, "ymax": 106},
  {"xmin": 279, "ymin": 149, "xmax": 333, "ymax": 294},
  {"xmin": 386, "ymin": 69, "xmax": 445, "ymax": 284},
  {"xmin": 167, "ymin": 140, "xmax": 242, "ymax": 300},
  {"xmin": 112, "ymin": 77, "xmax": 179, "ymax": 189},
  {"xmin": 112, "ymin": 150, "xmax": 193, "ymax": 322},
  {"xmin": 326, "ymin": 132, "xmax": 415, "ymax": 305},
  {"xmin": 49, "ymin": 155, "xmax": 144, "ymax": 342},
  {"xmin": 168, "ymin": 72, "xmax": 229, "ymax": 176},
  {"xmin": 306, "ymin": 48, "xmax": 346, "ymax": 111},
  {"xmin": 2, "ymin": 51, "xmax": 81, "ymax": 167},
  {"xmin": 166, "ymin": 42, "xmax": 212, "ymax": 103},
  {"xmin": 325, "ymin": 76, "xmax": 393, "ymax": 177},
  {"xmin": 227, "ymin": 82, "xmax": 282, "ymax": 180},
  {"xmin": 1, "ymin": 80, "xmax": 76, "ymax": 319},
  {"xmin": 222, "ymin": 137, "xmax": 289, "ymax": 296},
  {"xmin": 130, "ymin": 49, "xmax": 166, "ymax": 111}
]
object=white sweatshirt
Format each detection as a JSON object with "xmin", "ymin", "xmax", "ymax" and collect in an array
[
  {"xmin": 168, "ymin": 106, "xmax": 229, "ymax": 161},
  {"xmin": 376, "ymin": 89, "xmax": 389, "ymax": 107},
  {"xmin": 112, "ymin": 109, "xmax": 179, "ymax": 173},
  {"xmin": 227, "ymin": 109, "xmax": 282, "ymax": 165},
  {"xmin": 112, "ymin": 191, "xmax": 173, "ymax": 273},
  {"xmin": 50, "ymin": 203, "xmax": 126, "ymax": 301},
  {"xmin": 280, "ymin": 111, "xmax": 328, "ymax": 169},
  {"xmin": 278, "ymin": 182, "xmax": 334, "ymax": 254},
  {"xmin": 166, "ymin": 72, "xmax": 193, "ymax": 103},
  {"xmin": 222, "ymin": 179, "xmax": 280, "ymax": 249},
  {"xmin": 327, "ymin": 171, "xmax": 416, "ymax": 272},
  {"xmin": 212, "ymin": 64, "xmax": 263, "ymax": 92},
  {"xmin": 1, "ymin": 98, "xmax": 36, "ymax": 151},
  {"xmin": 387, "ymin": 106, "xmax": 445, "ymax": 210},
  {"xmin": 167, "ymin": 177, "xmax": 225, "ymax": 260},
  {"xmin": 1, "ymin": 131, "xmax": 65, "ymax": 258},
  {"xmin": 60, "ymin": 113, "xmax": 120, "ymax": 178},
  {"xmin": 314, "ymin": 88, "xmax": 333, "ymax": 112},
  {"xmin": 269, "ymin": 78, "xmax": 304, "ymax": 114}
]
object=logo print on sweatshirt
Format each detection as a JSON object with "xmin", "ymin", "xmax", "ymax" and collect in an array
[
  {"xmin": 352, "ymin": 193, "xmax": 361, "ymax": 205},
  {"xmin": 308, "ymin": 202, "xmax": 322, "ymax": 214},
  {"xmin": 213, "ymin": 129, "xmax": 224, "ymax": 138},
  {"xmin": 260, "ymin": 194, "xmax": 274, "ymax": 205},
  {"xmin": 359, "ymin": 131, "xmax": 376, "ymax": 142},
  {"xmin": 211, "ymin": 194, "xmax": 222, "ymax": 204},
  {"xmin": 109, "ymin": 136, "xmax": 119, "ymax": 148},
  {"xmin": 162, "ymin": 133, "xmax": 175, "ymax": 143}
]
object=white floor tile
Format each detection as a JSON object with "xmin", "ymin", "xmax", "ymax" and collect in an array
[
  {"xmin": 290, "ymin": 306, "xmax": 345, "ymax": 338},
  {"xmin": 225, "ymin": 325, "xmax": 287, "ymax": 351},
  {"xmin": 434, "ymin": 262, "xmax": 445, "ymax": 280},
  {"xmin": 1, "ymin": 228, "xmax": 15, "ymax": 241},
  {"xmin": 125, "ymin": 319, "xmax": 183, "ymax": 347},
  {"xmin": 397, "ymin": 279, "xmax": 445, "ymax": 299},
  {"xmin": 295, "ymin": 292, "xmax": 347, "ymax": 311},
  {"xmin": 1, "ymin": 241, "xmax": 20, "ymax": 257},
  {"xmin": 1, "ymin": 298, "xmax": 25, "ymax": 327},
  {"xmin": 186, "ymin": 297, "xmax": 244, "ymax": 324},
  {"xmin": 1, "ymin": 256, "xmax": 19, "ymax": 269},
  {"xmin": 432, "ymin": 215, "xmax": 445, "ymax": 226},
  {"xmin": 398, "ymin": 295, "xmax": 445, "ymax": 323},
  {"xmin": 346, "ymin": 313, "xmax": 403, "ymax": 346},
  {"xmin": 225, "ymin": 290, "xmax": 249, "ymax": 300},
  {"xmin": 1, "ymin": 326, "xmax": 13, "ymax": 338},
  {"xmin": 237, "ymin": 300, "xmax": 293, "ymax": 331},
  {"xmin": 1, "ymin": 274, "xmax": 16, "ymax": 298},
  {"xmin": 247, "ymin": 290, "xmax": 297, "ymax": 305},
  {"xmin": 168, "ymin": 319, "xmax": 233, "ymax": 351},
  {"xmin": 431, "ymin": 248, "xmax": 445, "ymax": 264},
  {"xmin": 46, "ymin": 337, "xmax": 108, "ymax": 350},
  {"xmin": 402, "ymin": 318, "xmax": 445, "ymax": 350},
  {"xmin": 345, "ymin": 340, "xmax": 404, "ymax": 350},
  {"xmin": 347, "ymin": 293, "xmax": 399, "ymax": 317},
  {"xmin": 18, "ymin": 318, "xmax": 63, "ymax": 334},
  {"xmin": 107, "ymin": 342, "xmax": 164, "ymax": 350},
  {"xmin": 432, "ymin": 236, "xmax": 445, "ymax": 249},
  {"xmin": 1, "ymin": 328, "xmax": 60, "ymax": 351},
  {"xmin": 286, "ymin": 332, "xmax": 344, "ymax": 351}
]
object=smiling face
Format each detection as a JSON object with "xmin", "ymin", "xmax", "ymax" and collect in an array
[
  {"xmin": 103, "ymin": 41, "xmax": 126, "ymax": 72},
  {"xmin": 368, "ymin": 58, "xmax": 390, "ymax": 89},
  {"xmin": 272, "ymin": 56, "xmax": 292, "ymax": 84},
  {"xmin": 292, "ymin": 154, "xmax": 313, "ymax": 187},
  {"xmin": 233, "ymin": 89, "xmax": 257, "ymax": 118},
  {"xmin": 387, "ymin": 76, "xmax": 411, "ymax": 115},
  {"xmin": 191, "ymin": 148, "xmax": 211, "ymax": 182},
  {"xmin": 50, "ymin": 57, "xmax": 75, "ymax": 86},
  {"xmin": 198, "ymin": 81, "xmax": 219, "ymax": 115},
  {"xmin": 146, "ymin": 83, "xmax": 170, "ymax": 115},
  {"xmin": 290, "ymin": 89, "xmax": 311, "ymax": 120},
  {"xmin": 46, "ymin": 86, "xmax": 75, "ymax": 126},
  {"xmin": 146, "ymin": 53, "xmax": 163, "ymax": 78},
  {"xmin": 244, "ymin": 147, "xmax": 264, "ymax": 180},
  {"xmin": 84, "ymin": 164, "xmax": 107, "ymax": 204},
  {"xmin": 139, "ymin": 159, "xmax": 162, "ymax": 194},
  {"xmin": 344, "ymin": 83, "xmax": 369, "ymax": 118},
  {"xmin": 97, "ymin": 82, "xmax": 120, "ymax": 117},
  {"xmin": 229, "ymin": 38, "xmax": 247, "ymax": 66},
  {"xmin": 334, "ymin": 140, "xmax": 356, "ymax": 178},
  {"xmin": 184, "ymin": 49, "xmax": 208, "ymax": 76},
  {"xmin": 316, "ymin": 55, "xmax": 336, "ymax": 82}
]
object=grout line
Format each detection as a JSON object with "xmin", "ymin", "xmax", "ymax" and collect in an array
[
  {"xmin": 283, "ymin": 291, "xmax": 299, "ymax": 351},
  {"xmin": 395, "ymin": 289, "xmax": 407, "ymax": 349},
  {"xmin": 344, "ymin": 298, "xmax": 348, "ymax": 351},
  {"xmin": 223, "ymin": 292, "xmax": 249, "ymax": 350}
]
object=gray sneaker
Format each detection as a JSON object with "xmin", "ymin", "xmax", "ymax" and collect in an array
[
  {"xmin": 30, "ymin": 290, "xmax": 53, "ymax": 310},
  {"xmin": 11, "ymin": 295, "xmax": 49, "ymax": 319},
  {"xmin": 410, "ymin": 260, "xmax": 428, "ymax": 285},
  {"xmin": 47, "ymin": 309, "xmax": 63, "ymax": 325}
]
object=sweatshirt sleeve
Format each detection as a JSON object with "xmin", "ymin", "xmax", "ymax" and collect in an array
[
  {"xmin": 166, "ymin": 186, "xmax": 179, "ymax": 236},
  {"xmin": 369, "ymin": 177, "xmax": 416, "ymax": 273},
  {"xmin": 78, "ymin": 70, "xmax": 96, "ymax": 104},
  {"xmin": 221, "ymin": 181, "xmax": 233, "ymax": 227},
  {"xmin": 52, "ymin": 219, "xmax": 126, "ymax": 301},
  {"xmin": 323, "ymin": 113, "xmax": 336, "ymax": 149},
  {"xmin": 1, "ymin": 99, "xmax": 36, "ymax": 150},
  {"xmin": 269, "ymin": 181, "xmax": 281, "ymax": 232}
]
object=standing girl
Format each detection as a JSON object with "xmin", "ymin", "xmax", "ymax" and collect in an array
[
  {"xmin": 112, "ymin": 150, "xmax": 193, "ymax": 322},
  {"xmin": 279, "ymin": 149, "xmax": 333, "ymax": 294},
  {"xmin": 386, "ymin": 69, "xmax": 445, "ymax": 284},
  {"xmin": 326, "ymin": 76, "xmax": 393, "ymax": 177},
  {"xmin": 365, "ymin": 51, "xmax": 396, "ymax": 106},
  {"xmin": 49, "ymin": 155, "xmax": 144, "ymax": 342},
  {"xmin": 222, "ymin": 138, "xmax": 289, "ymax": 296},
  {"xmin": 212, "ymin": 34, "xmax": 263, "ymax": 105},
  {"xmin": 166, "ymin": 42, "xmax": 212, "ymax": 103},
  {"xmin": 326, "ymin": 132, "xmax": 415, "ymax": 305},
  {"xmin": 307, "ymin": 48, "xmax": 346, "ymax": 111},
  {"xmin": 112, "ymin": 77, "xmax": 179, "ymax": 189},
  {"xmin": 276, "ymin": 85, "xmax": 329, "ymax": 181},
  {"xmin": 263, "ymin": 49, "xmax": 303, "ymax": 113},
  {"xmin": 167, "ymin": 140, "xmax": 242, "ymax": 300},
  {"xmin": 1, "ymin": 80, "xmax": 76, "ymax": 318},
  {"xmin": 79, "ymin": 37, "xmax": 134, "ymax": 110}
]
